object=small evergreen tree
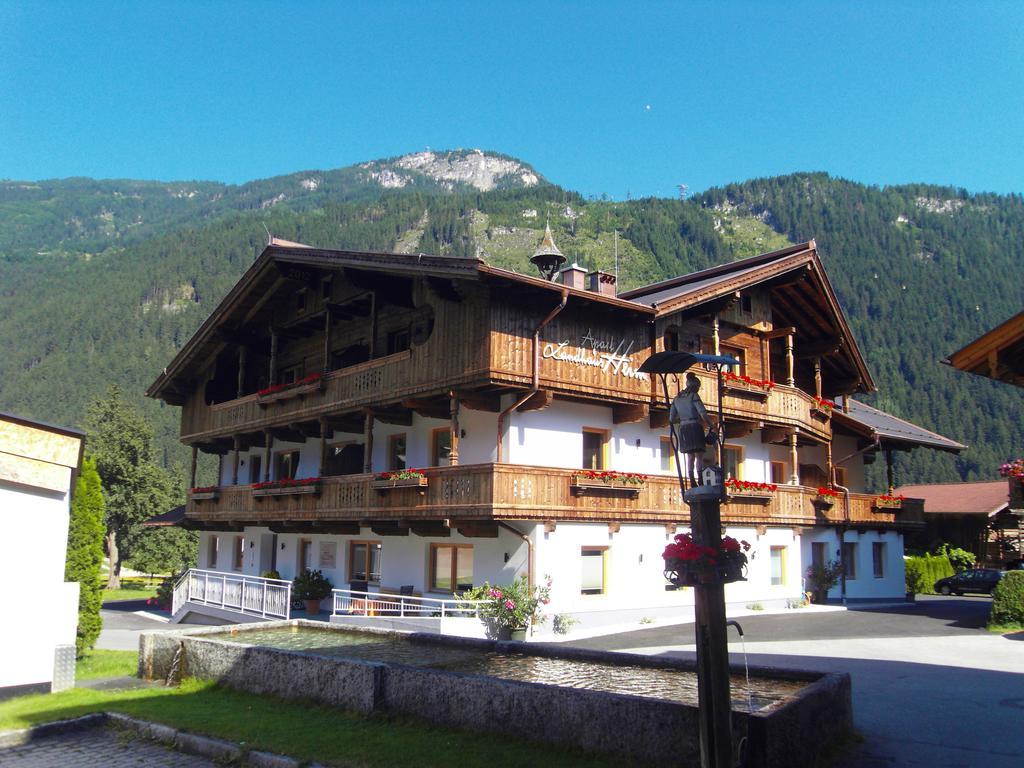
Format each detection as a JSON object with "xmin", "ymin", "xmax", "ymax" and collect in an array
[{"xmin": 65, "ymin": 457, "xmax": 105, "ymax": 656}]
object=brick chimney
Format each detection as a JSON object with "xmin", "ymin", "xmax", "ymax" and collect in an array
[
  {"xmin": 587, "ymin": 270, "xmax": 617, "ymax": 297},
  {"xmin": 558, "ymin": 263, "xmax": 587, "ymax": 290}
]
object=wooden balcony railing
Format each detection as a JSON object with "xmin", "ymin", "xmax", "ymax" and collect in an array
[{"xmin": 186, "ymin": 463, "xmax": 919, "ymax": 529}]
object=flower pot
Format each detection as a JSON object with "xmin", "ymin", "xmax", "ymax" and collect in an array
[
  {"xmin": 303, "ymin": 598, "xmax": 322, "ymax": 615},
  {"xmin": 509, "ymin": 628, "xmax": 527, "ymax": 642}
]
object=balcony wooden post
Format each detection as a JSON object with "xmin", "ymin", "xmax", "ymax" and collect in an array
[
  {"xmin": 363, "ymin": 411, "xmax": 375, "ymax": 473},
  {"xmin": 322, "ymin": 307, "xmax": 332, "ymax": 374},
  {"xmin": 190, "ymin": 445, "xmax": 198, "ymax": 490},
  {"xmin": 786, "ymin": 333, "xmax": 795, "ymax": 387},
  {"xmin": 814, "ymin": 356, "xmax": 822, "ymax": 399},
  {"xmin": 231, "ymin": 436, "xmax": 241, "ymax": 485},
  {"xmin": 885, "ymin": 449, "xmax": 895, "ymax": 493},
  {"xmin": 789, "ymin": 433, "xmax": 799, "ymax": 485},
  {"xmin": 449, "ymin": 392, "xmax": 460, "ymax": 466},
  {"xmin": 237, "ymin": 346, "xmax": 247, "ymax": 399},
  {"xmin": 268, "ymin": 328, "xmax": 278, "ymax": 386},
  {"xmin": 263, "ymin": 429, "xmax": 273, "ymax": 482},
  {"xmin": 319, "ymin": 417, "xmax": 329, "ymax": 477},
  {"xmin": 712, "ymin": 314, "xmax": 720, "ymax": 355},
  {"xmin": 826, "ymin": 440, "xmax": 833, "ymax": 487},
  {"xmin": 368, "ymin": 292, "xmax": 377, "ymax": 358}
]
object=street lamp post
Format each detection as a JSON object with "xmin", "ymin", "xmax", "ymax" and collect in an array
[{"xmin": 640, "ymin": 351, "xmax": 740, "ymax": 768}]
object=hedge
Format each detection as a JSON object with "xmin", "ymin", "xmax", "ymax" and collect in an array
[
  {"xmin": 904, "ymin": 553, "xmax": 954, "ymax": 594},
  {"xmin": 990, "ymin": 571, "xmax": 1024, "ymax": 627}
]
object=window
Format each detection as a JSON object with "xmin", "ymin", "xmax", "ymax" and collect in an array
[
  {"xmin": 740, "ymin": 295, "xmax": 753, "ymax": 315},
  {"xmin": 834, "ymin": 466, "xmax": 849, "ymax": 488},
  {"xmin": 430, "ymin": 544, "xmax": 473, "ymax": 593},
  {"xmin": 249, "ymin": 454, "xmax": 262, "ymax": 484},
  {"xmin": 233, "ymin": 536, "xmax": 244, "ymax": 571},
  {"xmin": 431, "ymin": 428, "xmax": 453, "ymax": 466},
  {"xmin": 722, "ymin": 445, "xmax": 743, "ymax": 480},
  {"xmin": 274, "ymin": 450, "xmax": 300, "ymax": 480},
  {"xmin": 387, "ymin": 327, "xmax": 410, "ymax": 355},
  {"xmin": 581, "ymin": 547, "xmax": 608, "ymax": 595},
  {"xmin": 842, "ymin": 542, "xmax": 857, "ymax": 580},
  {"xmin": 388, "ymin": 434, "xmax": 407, "ymax": 471},
  {"xmin": 207, "ymin": 536, "xmax": 219, "ymax": 569},
  {"xmin": 872, "ymin": 542, "xmax": 886, "ymax": 578},
  {"xmin": 770, "ymin": 546, "xmax": 787, "ymax": 586},
  {"xmin": 811, "ymin": 542, "xmax": 828, "ymax": 570},
  {"xmin": 582, "ymin": 428, "xmax": 608, "ymax": 470},
  {"xmin": 770, "ymin": 461, "xmax": 787, "ymax": 485},
  {"xmin": 298, "ymin": 539, "xmax": 314, "ymax": 573},
  {"xmin": 349, "ymin": 541, "xmax": 382, "ymax": 583},
  {"xmin": 279, "ymin": 364, "xmax": 302, "ymax": 385},
  {"xmin": 660, "ymin": 437, "xmax": 675, "ymax": 472},
  {"xmin": 720, "ymin": 344, "xmax": 746, "ymax": 375}
]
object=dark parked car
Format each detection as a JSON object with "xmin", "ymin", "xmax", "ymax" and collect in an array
[{"xmin": 934, "ymin": 568, "xmax": 1004, "ymax": 596}]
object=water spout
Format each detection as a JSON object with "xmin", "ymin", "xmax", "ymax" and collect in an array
[{"xmin": 726, "ymin": 619, "xmax": 744, "ymax": 638}]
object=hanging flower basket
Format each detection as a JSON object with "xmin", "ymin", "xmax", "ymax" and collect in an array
[
  {"xmin": 662, "ymin": 533, "xmax": 750, "ymax": 587},
  {"xmin": 812, "ymin": 397, "xmax": 837, "ymax": 418},
  {"xmin": 813, "ymin": 486, "xmax": 840, "ymax": 508}
]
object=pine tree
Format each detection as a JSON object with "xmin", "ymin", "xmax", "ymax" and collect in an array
[{"xmin": 65, "ymin": 456, "xmax": 105, "ymax": 657}]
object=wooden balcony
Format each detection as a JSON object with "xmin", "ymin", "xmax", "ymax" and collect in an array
[{"xmin": 185, "ymin": 463, "xmax": 921, "ymax": 530}]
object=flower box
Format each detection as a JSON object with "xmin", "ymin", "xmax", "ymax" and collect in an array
[
  {"xmin": 189, "ymin": 487, "xmax": 220, "ymax": 501},
  {"xmin": 372, "ymin": 473, "xmax": 428, "ymax": 493},
  {"xmin": 813, "ymin": 487, "xmax": 840, "ymax": 509},
  {"xmin": 253, "ymin": 478, "xmax": 321, "ymax": 498},
  {"xmin": 570, "ymin": 472, "xmax": 645, "ymax": 499},
  {"xmin": 722, "ymin": 372, "xmax": 775, "ymax": 402},
  {"xmin": 256, "ymin": 374, "xmax": 325, "ymax": 406},
  {"xmin": 662, "ymin": 533, "xmax": 750, "ymax": 587},
  {"xmin": 723, "ymin": 479, "xmax": 777, "ymax": 504},
  {"xmin": 872, "ymin": 494, "xmax": 904, "ymax": 510}
]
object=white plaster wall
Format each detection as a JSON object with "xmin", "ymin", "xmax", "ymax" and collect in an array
[
  {"xmin": 800, "ymin": 528, "xmax": 905, "ymax": 599},
  {"xmin": 831, "ymin": 434, "xmax": 867, "ymax": 492},
  {"xmin": 0, "ymin": 483, "xmax": 78, "ymax": 689}
]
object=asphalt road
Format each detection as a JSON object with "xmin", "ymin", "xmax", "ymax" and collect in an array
[{"xmin": 569, "ymin": 596, "xmax": 1024, "ymax": 768}]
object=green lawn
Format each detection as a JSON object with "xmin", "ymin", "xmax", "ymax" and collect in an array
[
  {"xmin": 101, "ymin": 577, "xmax": 161, "ymax": 604},
  {"xmin": 0, "ymin": 678, "xmax": 625, "ymax": 768},
  {"xmin": 76, "ymin": 650, "xmax": 139, "ymax": 681}
]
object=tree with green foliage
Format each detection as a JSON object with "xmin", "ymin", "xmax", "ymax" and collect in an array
[
  {"xmin": 126, "ymin": 525, "xmax": 197, "ymax": 576},
  {"xmin": 85, "ymin": 386, "xmax": 182, "ymax": 589},
  {"xmin": 990, "ymin": 571, "xmax": 1024, "ymax": 629},
  {"xmin": 64, "ymin": 457, "xmax": 105, "ymax": 656}
]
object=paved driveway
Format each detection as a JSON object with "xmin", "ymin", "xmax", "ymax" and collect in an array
[
  {"xmin": 570, "ymin": 596, "xmax": 1024, "ymax": 768},
  {"xmin": 97, "ymin": 600, "xmax": 197, "ymax": 651},
  {"xmin": 0, "ymin": 727, "xmax": 217, "ymax": 767}
]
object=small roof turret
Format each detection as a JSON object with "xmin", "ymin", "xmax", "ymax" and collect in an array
[{"xmin": 530, "ymin": 222, "xmax": 566, "ymax": 281}]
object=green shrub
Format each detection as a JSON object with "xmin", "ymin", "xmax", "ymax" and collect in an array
[
  {"xmin": 904, "ymin": 558, "xmax": 927, "ymax": 594},
  {"xmin": 990, "ymin": 571, "xmax": 1024, "ymax": 627},
  {"xmin": 935, "ymin": 543, "xmax": 975, "ymax": 572},
  {"xmin": 260, "ymin": 570, "xmax": 282, "ymax": 580},
  {"xmin": 155, "ymin": 573, "xmax": 178, "ymax": 610},
  {"xmin": 292, "ymin": 569, "xmax": 333, "ymax": 601},
  {"xmin": 65, "ymin": 458, "xmax": 106, "ymax": 657},
  {"xmin": 904, "ymin": 554, "xmax": 954, "ymax": 594}
]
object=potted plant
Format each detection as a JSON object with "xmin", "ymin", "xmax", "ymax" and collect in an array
[
  {"xmin": 463, "ymin": 575, "xmax": 551, "ymax": 640},
  {"xmin": 662, "ymin": 532, "xmax": 751, "ymax": 587},
  {"xmin": 814, "ymin": 486, "xmax": 841, "ymax": 508},
  {"xmin": 805, "ymin": 559, "xmax": 842, "ymax": 603},
  {"xmin": 292, "ymin": 568, "xmax": 333, "ymax": 615}
]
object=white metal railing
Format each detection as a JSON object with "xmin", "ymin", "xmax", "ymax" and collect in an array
[
  {"xmin": 331, "ymin": 588, "xmax": 487, "ymax": 619},
  {"xmin": 172, "ymin": 568, "xmax": 292, "ymax": 619}
]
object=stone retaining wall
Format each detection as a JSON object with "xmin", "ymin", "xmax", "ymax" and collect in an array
[{"xmin": 139, "ymin": 620, "xmax": 851, "ymax": 767}]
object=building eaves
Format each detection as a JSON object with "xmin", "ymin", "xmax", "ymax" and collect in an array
[
  {"xmin": 894, "ymin": 480, "xmax": 1009, "ymax": 516},
  {"xmin": 835, "ymin": 399, "xmax": 966, "ymax": 453}
]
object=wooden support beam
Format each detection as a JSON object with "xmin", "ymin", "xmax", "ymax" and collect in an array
[
  {"xmin": 237, "ymin": 346, "xmax": 247, "ymax": 399},
  {"xmin": 268, "ymin": 328, "xmax": 278, "ymax": 386},
  {"xmin": 454, "ymin": 391, "xmax": 501, "ymax": 412},
  {"xmin": 231, "ymin": 436, "xmax": 240, "ymax": 485},
  {"xmin": 789, "ymin": 432, "xmax": 799, "ymax": 485},
  {"xmin": 760, "ymin": 326, "xmax": 797, "ymax": 340},
  {"xmin": 665, "ymin": 523, "xmax": 677, "ymax": 536},
  {"xmin": 761, "ymin": 426, "xmax": 795, "ymax": 444},
  {"xmin": 449, "ymin": 393, "xmax": 460, "ymax": 466},
  {"xmin": 322, "ymin": 306, "xmax": 332, "ymax": 374},
  {"xmin": 363, "ymin": 411, "xmax": 374, "ymax": 473},
  {"xmin": 723, "ymin": 420, "xmax": 757, "ymax": 439},
  {"xmin": 401, "ymin": 398, "xmax": 449, "ymax": 420},
  {"xmin": 371, "ymin": 523, "xmax": 409, "ymax": 537},
  {"xmin": 190, "ymin": 446, "xmax": 198, "ymax": 490},
  {"xmin": 785, "ymin": 333, "xmax": 795, "ymax": 387},
  {"xmin": 318, "ymin": 417, "xmax": 328, "ymax": 478},
  {"xmin": 797, "ymin": 338, "xmax": 844, "ymax": 359},
  {"xmin": 263, "ymin": 430, "xmax": 273, "ymax": 482},
  {"xmin": 374, "ymin": 407, "xmax": 414, "ymax": 426},
  {"xmin": 613, "ymin": 403, "xmax": 649, "ymax": 424},
  {"xmin": 269, "ymin": 522, "xmax": 361, "ymax": 536},
  {"xmin": 410, "ymin": 521, "xmax": 452, "ymax": 538},
  {"xmin": 650, "ymin": 409, "xmax": 670, "ymax": 429},
  {"xmin": 607, "ymin": 522, "xmax": 621, "ymax": 535},
  {"xmin": 517, "ymin": 389, "xmax": 553, "ymax": 412},
  {"xmin": 543, "ymin": 520, "xmax": 557, "ymax": 534},
  {"xmin": 455, "ymin": 522, "xmax": 499, "ymax": 538},
  {"xmin": 712, "ymin": 314, "xmax": 721, "ymax": 355},
  {"xmin": 814, "ymin": 357, "xmax": 823, "ymax": 399},
  {"xmin": 269, "ymin": 426, "xmax": 305, "ymax": 443}
]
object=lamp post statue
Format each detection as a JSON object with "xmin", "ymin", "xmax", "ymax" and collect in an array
[{"xmin": 639, "ymin": 351, "xmax": 740, "ymax": 768}]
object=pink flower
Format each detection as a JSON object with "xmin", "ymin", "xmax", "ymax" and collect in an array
[
  {"xmin": 504, "ymin": 599, "xmax": 515, "ymax": 610},
  {"xmin": 489, "ymin": 588, "xmax": 503, "ymax": 599}
]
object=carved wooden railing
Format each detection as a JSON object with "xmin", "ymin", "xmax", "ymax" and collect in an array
[{"xmin": 186, "ymin": 463, "xmax": 917, "ymax": 528}]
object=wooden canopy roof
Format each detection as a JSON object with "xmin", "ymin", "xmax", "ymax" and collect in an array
[
  {"xmin": 832, "ymin": 399, "xmax": 966, "ymax": 454},
  {"xmin": 945, "ymin": 309, "xmax": 1024, "ymax": 388},
  {"xmin": 621, "ymin": 241, "xmax": 875, "ymax": 394}
]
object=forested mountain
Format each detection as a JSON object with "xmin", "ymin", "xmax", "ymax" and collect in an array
[{"xmin": 1, "ymin": 152, "xmax": 1021, "ymax": 488}]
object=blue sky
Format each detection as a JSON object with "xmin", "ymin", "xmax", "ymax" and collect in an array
[{"xmin": 2, "ymin": 1, "xmax": 1022, "ymax": 198}]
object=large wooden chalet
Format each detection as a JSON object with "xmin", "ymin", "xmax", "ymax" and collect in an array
[{"xmin": 148, "ymin": 237, "xmax": 963, "ymax": 630}]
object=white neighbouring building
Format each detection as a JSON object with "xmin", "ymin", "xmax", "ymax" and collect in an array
[
  {"xmin": 147, "ymin": 237, "xmax": 963, "ymax": 634},
  {"xmin": 0, "ymin": 413, "xmax": 85, "ymax": 696}
]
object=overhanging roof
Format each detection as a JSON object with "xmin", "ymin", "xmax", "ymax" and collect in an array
[
  {"xmin": 894, "ymin": 481, "xmax": 1008, "ymax": 516},
  {"xmin": 945, "ymin": 309, "xmax": 1024, "ymax": 388},
  {"xmin": 143, "ymin": 504, "xmax": 186, "ymax": 527},
  {"xmin": 833, "ymin": 399, "xmax": 966, "ymax": 454}
]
